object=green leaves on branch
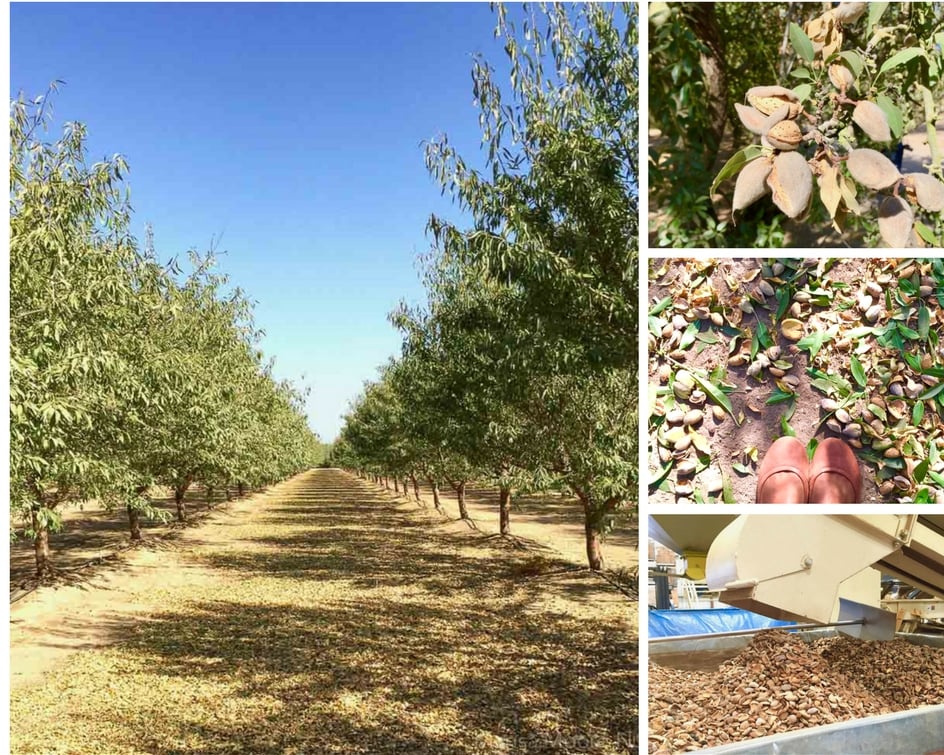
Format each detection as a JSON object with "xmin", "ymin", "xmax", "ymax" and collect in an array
[
  {"xmin": 718, "ymin": 3, "xmax": 944, "ymax": 247},
  {"xmin": 10, "ymin": 90, "xmax": 322, "ymax": 564}
]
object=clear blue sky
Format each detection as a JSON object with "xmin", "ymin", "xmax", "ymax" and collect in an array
[{"xmin": 10, "ymin": 2, "xmax": 507, "ymax": 442}]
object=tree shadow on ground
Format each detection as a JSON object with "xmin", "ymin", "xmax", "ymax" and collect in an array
[
  {"xmin": 111, "ymin": 593, "xmax": 636, "ymax": 754},
  {"xmin": 10, "ymin": 486, "xmax": 258, "ymax": 595},
  {"xmin": 12, "ymin": 469, "xmax": 637, "ymax": 754}
]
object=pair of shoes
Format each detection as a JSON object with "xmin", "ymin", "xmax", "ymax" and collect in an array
[{"xmin": 755, "ymin": 436, "xmax": 862, "ymax": 503}]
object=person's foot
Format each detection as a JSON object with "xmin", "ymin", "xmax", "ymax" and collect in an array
[
  {"xmin": 809, "ymin": 438, "xmax": 862, "ymax": 503},
  {"xmin": 756, "ymin": 436, "xmax": 809, "ymax": 503}
]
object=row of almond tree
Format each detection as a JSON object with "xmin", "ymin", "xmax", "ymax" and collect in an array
[
  {"xmin": 332, "ymin": 4, "xmax": 638, "ymax": 571},
  {"xmin": 10, "ymin": 90, "xmax": 325, "ymax": 577}
]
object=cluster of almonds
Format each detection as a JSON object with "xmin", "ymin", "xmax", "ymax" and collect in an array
[
  {"xmin": 653, "ymin": 369, "xmax": 723, "ymax": 502},
  {"xmin": 729, "ymin": 3, "xmax": 944, "ymax": 246},
  {"xmin": 649, "ymin": 630, "xmax": 944, "ymax": 754},
  {"xmin": 813, "ymin": 634, "xmax": 944, "ymax": 708}
]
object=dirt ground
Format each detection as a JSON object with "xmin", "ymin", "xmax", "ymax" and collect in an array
[
  {"xmin": 10, "ymin": 486, "xmax": 226, "ymax": 601},
  {"xmin": 10, "ymin": 469, "xmax": 637, "ymax": 754},
  {"xmin": 646, "ymin": 257, "xmax": 944, "ymax": 503},
  {"xmin": 400, "ymin": 479, "xmax": 636, "ymax": 573}
]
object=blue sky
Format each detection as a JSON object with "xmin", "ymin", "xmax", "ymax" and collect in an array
[{"xmin": 10, "ymin": 2, "xmax": 508, "ymax": 441}]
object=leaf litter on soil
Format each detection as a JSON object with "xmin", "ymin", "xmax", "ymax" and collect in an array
[
  {"xmin": 10, "ymin": 469, "xmax": 637, "ymax": 755},
  {"xmin": 649, "ymin": 257, "xmax": 944, "ymax": 503}
]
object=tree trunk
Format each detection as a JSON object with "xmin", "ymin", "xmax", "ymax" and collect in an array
[
  {"xmin": 237, "ymin": 481, "xmax": 246, "ymax": 497},
  {"xmin": 428, "ymin": 477, "xmax": 444, "ymax": 514},
  {"xmin": 128, "ymin": 504, "xmax": 142, "ymax": 542},
  {"xmin": 455, "ymin": 481, "xmax": 470, "ymax": 520},
  {"xmin": 393, "ymin": 478, "xmax": 399, "ymax": 493},
  {"xmin": 411, "ymin": 474, "xmax": 421, "ymax": 503},
  {"xmin": 206, "ymin": 485, "xmax": 214, "ymax": 509},
  {"xmin": 686, "ymin": 3, "xmax": 728, "ymax": 156},
  {"xmin": 226, "ymin": 486, "xmax": 233, "ymax": 501},
  {"xmin": 499, "ymin": 485, "xmax": 511, "ymax": 536},
  {"xmin": 31, "ymin": 507, "xmax": 51, "ymax": 577},
  {"xmin": 175, "ymin": 477, "xmax": 192, "ymax": 522},
  {"xmin": 577, "ymin": 489, "xmax": 609, "ymax": 572},
  {"xmin": 584, "ymin": 518, "xmax": 605, "ymax": 571}
]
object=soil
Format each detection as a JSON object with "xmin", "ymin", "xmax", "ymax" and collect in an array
[
  {"xmin": 10, "ymin": 485, "xmax": 226, "ymax": 600},
  {"xmin": 10, "ymin": 469, "xmax": 637, "ymax": 755},
  {"xmin": 404, "ymin": 478, "xmax": 637, "ymax": 573}
]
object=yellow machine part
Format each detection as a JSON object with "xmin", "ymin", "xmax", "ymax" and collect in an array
[{"xmin": 682, "ymin": 550, "xmax": 707, "ymax": 581}]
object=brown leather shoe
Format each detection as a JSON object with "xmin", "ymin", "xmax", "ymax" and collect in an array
[
  {"xmin": 756, "ymin": 436, "xmax": 809, "ymax": 503},
  {"xmin": 809, "ymin": 438, "xmax": 862, "ymax": 503}
]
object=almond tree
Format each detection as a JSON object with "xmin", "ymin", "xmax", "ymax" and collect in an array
[
  {"xmin": 422, "ymin": 3, "xmax": 639, "ymax": 568},
  {"xmin": 11, "ymin": 92, "xmax": 323, "ymax": 569},
  {"xmin": 10, "ymin": 90, "xmax": 147, "ymax": 574}
]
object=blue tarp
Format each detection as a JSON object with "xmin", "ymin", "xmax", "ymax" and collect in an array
[{"xmin": 649, "ymin": 608, "xmax": 795, "ymax": 638}]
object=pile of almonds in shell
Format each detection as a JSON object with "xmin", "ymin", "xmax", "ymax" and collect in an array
[
  {"xmin": 649, "ymin": 629, "xmax": 944, "ymax": 754},
  {"xmin": 650, "ymin": 258, "xmax": 944, "ymax": 503},
  {"xmin": 727, "ymin": 1, "xmax": 944, "ymax": 247}
]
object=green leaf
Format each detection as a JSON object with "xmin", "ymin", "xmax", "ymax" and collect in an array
[
  {"xmin": 919, "ymin": 383, "xmax": 944, "ymax": 401},
  {"xmin": 915, "ymin": 221, "xmax": 938, "ymax": 246},
  {"xmin": 796, "ymin": 329, "xmax": 833, "ymax": 359},
  {"xmin": 649, "ymin": 315, "xmax": 665, "ymax": 338},
  {"xmin": 898, "ymin": 324, "xmax": 920, "ymax": 340},
  {"xmin": 879, "ymin": 47, "xmax": 925, "ymax": 76},
  {"xmin": 788, "ymin": 22, "xmax": 815, "ymax": 63},
  {"xmin": 876, "ymin": 94, "xmax": 904, "ymax": 140},
  {"xmin": 695, "ymin": 331, "xmax": 719, "ymax": 344},
  {"xmin": 915, "ymin": 459, "xmax": 930, "ymax": 485},
  {"xmin": 775, "ymin": 288, "xmax": 792, "ymax": 322},
  {"xmin": 867, "ymin": 2, "xmax": 889, "ymax": 33},
  {"xmin": 845, "ymin": 326, "xmax": 877, "ymax": 339},
  {"xmin": 919, "ymin": 305, "xmax": 931, "ymax": 340},
  {"xmin": 839, "ymin": 51, "xmax": 865, "ymax": 78},
  {"xmin": 930, "ymin": 470, "xmax": 944, "ymax": 488},
  {"xmin": 790, "ymin": 67, "xmax": 811, "ymax": 80},
  {"xmin": 791, "ymin": 83, "xmax": 812, "ymax": 103},
  {"xmin": 649, "ymin": 463, "xmax": 674, "ymax": 492},
  {"xmin": 850, "ymin": 355, "xmax": 866, "ymax": 388},
  {"xmin": 731, "ymin": 462, "xmax": 752, "ymax": 476},
  {"xmin": 903, "ymin": 351, "xmax": 922, "ymax": 372},
  {"xmin": 913, "ymin": 400, "xmax": 925, "ymax": 426},
  {"xmin": 767, "ymin": 389, "xmax": 795, "ymax": 405},
  {"xmin": 679, "ymin": 322, "xmax": 698, "ymax": 350},
  {"xmin": 710, "ymin": 145, "xmax": 764, "ymax": 195},
  {"xmin": 690, "ymin": 372, "xmax": 739, "ymax": 425},
  {"xmin": 649, "ymin": 296, "xmax": 672, "ymax": 316}
]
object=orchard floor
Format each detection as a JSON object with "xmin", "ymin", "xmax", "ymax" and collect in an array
[{"xmin": 10, "ymin": 469, "xmax": 638, "ymax": 755}]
